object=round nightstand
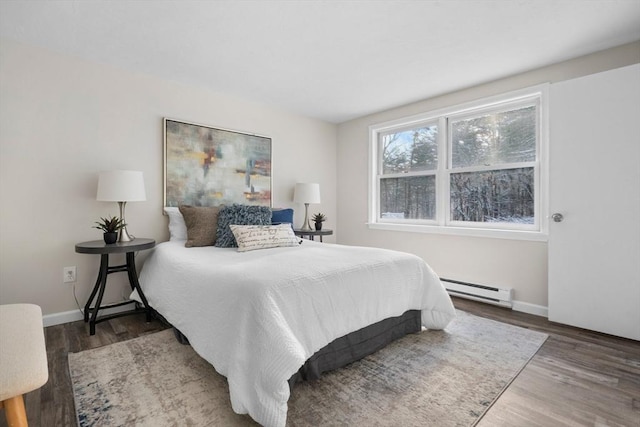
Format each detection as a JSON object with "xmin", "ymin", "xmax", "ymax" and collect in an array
[
  {"xmin": 293, "ymin": 229, "xmax": 333, "ymax": 242},
  {"xmin": 75, "ymin": 238, "xmax": 155, "ymax": 335}
]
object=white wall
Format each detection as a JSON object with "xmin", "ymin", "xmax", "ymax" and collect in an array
[
  {"xmin": 336, "ymin": 41, "xmax": 640, "ymax": 311},
  {"xmin": 0, "ymin": 39, "xmax": 337, "ymax": 317}
]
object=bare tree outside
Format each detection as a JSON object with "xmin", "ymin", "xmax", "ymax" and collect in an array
[{"xmin": 450, "ymin": 168, "xmax": 534, "ymax": 223}]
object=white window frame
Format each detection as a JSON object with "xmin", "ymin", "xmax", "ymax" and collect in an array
[
  {"xmin": 377, "ymin": 119, "xmax": 440, "ymax": 226},
  {"xmin": 368, "ymin": 85, "xmax": 549, "ymax": 241}
]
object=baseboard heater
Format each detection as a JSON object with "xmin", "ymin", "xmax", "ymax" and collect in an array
[{"xmin": 441, "ymin": 278, "xmax": 513, "ymax": 308}]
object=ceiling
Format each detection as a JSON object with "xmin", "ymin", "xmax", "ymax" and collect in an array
[{"xmin": 1, "ymin": 1, "xmax": 639, "ymax": 123}]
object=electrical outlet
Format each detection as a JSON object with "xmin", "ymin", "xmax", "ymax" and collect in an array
[{"xmin": 63, "ymin": 266, "xmax": 76, "ymax": 283}]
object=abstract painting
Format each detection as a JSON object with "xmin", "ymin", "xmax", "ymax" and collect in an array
[{"xmin": 164, "ymin": 119, "xmax": 271, "ymax": 207}]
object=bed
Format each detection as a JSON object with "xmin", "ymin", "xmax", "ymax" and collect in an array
[{"xmin": 132, "ymin": 233, "xmax": 455, "ymax": 427}]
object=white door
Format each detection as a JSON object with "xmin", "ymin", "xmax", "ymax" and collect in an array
[{"xmin": 548, "ymin": 64, "xmax": 640, "ymax": 341}]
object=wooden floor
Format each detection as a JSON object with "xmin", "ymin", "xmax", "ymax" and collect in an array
[
  {"xmin": 2, "ymin": 298, "xmax": 639, "ymax": 427},
  {"xmin": 455, "ymin": 298, "xmax": 640, "ymax": 427}
]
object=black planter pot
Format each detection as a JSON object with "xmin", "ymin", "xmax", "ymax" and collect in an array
[
  {"xmin": 103, "ymin": 232, "xmax": 118, "ymax": 244},
  {"xmin": 314, "ymin": 222, "xmax": 323, "ymax": 231}
]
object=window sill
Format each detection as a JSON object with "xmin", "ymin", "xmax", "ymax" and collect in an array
[{"xmin": 367, "ymin": 222, "xmax": 548, "ymax": 242}]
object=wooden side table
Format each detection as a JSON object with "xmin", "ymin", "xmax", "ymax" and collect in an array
[
  {"xmin": 75, "ymin": 238, "xmax": 155, "ymax": 335},
  {"xmin": 294, "ymin": 229, "xmax": 333, "ymax": 242}
]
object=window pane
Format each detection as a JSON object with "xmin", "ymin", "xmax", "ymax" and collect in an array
[
  {"xmin": 381, "ymin": 125, "xmax": 438, "ymax": 174},
  {"xmin": 451, "ymin": 106, "xmax": 535, "ymax": 168},
  {"xmin": 380, "ymin": 176, "xmax": 436, "ymax": 220},
  {"xmin": 450, "ymin": 168, "xmax": 534, "ymax": 224}
]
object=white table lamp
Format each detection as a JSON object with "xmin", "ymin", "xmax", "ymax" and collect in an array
[
  {"xmin": 293, "ymin": 183, "xmax": 320, "ymax": 231},
  {"xmin": 97, "ymin": 170, "xmax": 146, "ymax": 242}
]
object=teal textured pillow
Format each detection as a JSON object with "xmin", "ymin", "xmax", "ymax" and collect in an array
[{"xmin": 215, "ymin": 204, "xmax": 272, "ymax": 247}]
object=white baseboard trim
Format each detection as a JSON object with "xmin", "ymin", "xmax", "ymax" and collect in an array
[
  {"xmin": 42, "ymin": 309, "xmax": 83, "ymax": 327},
  {"xmin": 42, "ymin": 304, "xmax": 133, "ymax": 327},
  {"xmin": 512, "ymin": 300, "xmax": 548, "ymax": 318}
]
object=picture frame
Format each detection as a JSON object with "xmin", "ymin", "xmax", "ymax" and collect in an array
[{"xmin": 164, "ymin": 118, "xmax": 272, "ymax": 207}]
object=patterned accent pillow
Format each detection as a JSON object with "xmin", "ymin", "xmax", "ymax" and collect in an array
[
  {"xmin": 178, "ymin": 205, "xmax": 221, "ymax": 247},
  {"xmin": 215, "ymin": 204, "xmax": 272, "ymax": 247},
  {"xmin": 230, "ymin": 224, "xmax": 301, "ymax": 252}
]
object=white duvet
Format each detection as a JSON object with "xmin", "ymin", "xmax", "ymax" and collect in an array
[{"xmin": 132, "ymin": 240, "xmax": 455, "ymax": 427}]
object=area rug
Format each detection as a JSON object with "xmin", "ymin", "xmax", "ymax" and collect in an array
[{"xmin": 69, "ymin": 310, "xmax": 547, "ymax": 426}]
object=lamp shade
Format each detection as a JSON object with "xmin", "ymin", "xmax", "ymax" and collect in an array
[
  {"xmin": 97, "ymin": 170, "xmax": 146, "ymax": 202},
  {"xmin": 293, "ymin": 183, "xmax": 320, "ymax": 204}
]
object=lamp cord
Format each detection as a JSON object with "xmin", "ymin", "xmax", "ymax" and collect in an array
[{"xmin": 72, "ymin": 282, "xmax": 84, "ymax": 316}]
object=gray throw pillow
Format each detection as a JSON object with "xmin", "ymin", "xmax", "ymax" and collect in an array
[{"xmin": 179, "ymin": 205, "xmax": 221, "ymax": 247}]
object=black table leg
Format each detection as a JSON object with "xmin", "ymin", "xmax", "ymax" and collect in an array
[
  {"xmin": 126, "ymin": 251, "xmax": 151, "ymax": 322},
  {"xmin": 84, "ymin": 255, "xmax": 107, "ymax": 323},
  {"xmin": 89, "ymin": 254, "xmax": 109, "ymax": 335}
]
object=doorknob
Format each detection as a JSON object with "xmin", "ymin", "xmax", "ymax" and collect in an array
[{"xmin": 551, "ymin": 213, "xmax": 564, "ymax": 223}]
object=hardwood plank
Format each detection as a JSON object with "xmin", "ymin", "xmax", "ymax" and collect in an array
[
  {"xmin": 1, "ymin": 298, "xmax": 638, "ymax": 427},
  {"xmin": 455, "ymin": 298, "xmax": 640, "ymax": 427}
]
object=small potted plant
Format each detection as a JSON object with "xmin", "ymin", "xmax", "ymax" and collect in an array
[
  {"xmin": 93, "ymin": 216, "xmax": 125, "ymax": 244},
  {"xmin": 312, "ymin": 213, "xmax": 326, "ymax": 231}
]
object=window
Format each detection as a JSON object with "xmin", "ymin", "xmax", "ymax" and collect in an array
[
  {"xmin": 369, "ymin": 86, "xmax": 547, "ymax": 240},
  {"xmin": 379, "ymin": 124, "xmax": 438, "ymax": 220}
]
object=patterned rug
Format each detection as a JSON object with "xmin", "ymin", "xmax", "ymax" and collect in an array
[{"xmin": 69, "ymin": 310, "xmax": 547, "ymax": 426}]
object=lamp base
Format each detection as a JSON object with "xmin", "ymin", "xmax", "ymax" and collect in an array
[
  {"xmin": 117, "ymin": 201, "xmax": 135, "ymax": 242},
  {"xmin": 300, "ymin": 203, "xmax": 312, "ymax": 231},
  {"xmin": 118, "ymin": 227, "xmax": 134, "ymax": 242}
]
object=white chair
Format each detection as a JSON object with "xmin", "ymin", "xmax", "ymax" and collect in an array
[{"xmin": 0, "ymin": 304, "xmax": 49, "ymax": 427}]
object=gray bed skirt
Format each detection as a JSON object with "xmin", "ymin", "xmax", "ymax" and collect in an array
[
  {"xmin": 170, "ymin": 309, "xmax": 422, "ymax": 389},
  {"xmin": 287, "ymin": 309, "xmax": 421, "ymax": 388}
]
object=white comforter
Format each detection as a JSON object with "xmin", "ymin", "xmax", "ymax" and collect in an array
[{"xmin": 132, "ymin": 240, "xmax": 455, "ymax": 427}]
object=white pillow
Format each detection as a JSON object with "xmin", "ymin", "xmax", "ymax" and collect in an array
[
  {"xmin": 164, "ymin": 207, "xmax": 188, "ymax": 241},
  {"xmin": 230, "ymin": 224, "xmax": 300, "ymax": 252}
]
